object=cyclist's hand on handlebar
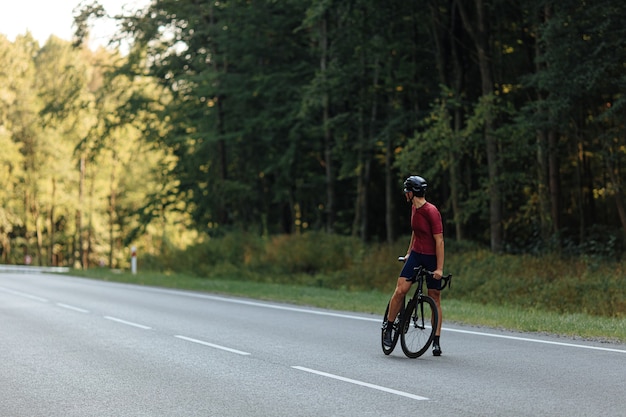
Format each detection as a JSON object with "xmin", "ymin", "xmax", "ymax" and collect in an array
[{"xmin": 433, "ymin": 269, "xmax": 443, "ymax": 280}]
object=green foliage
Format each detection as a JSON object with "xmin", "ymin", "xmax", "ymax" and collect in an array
[
  {"xmin": 134, "ymin": 232, "xmax": 625, "ymax": 318},
  {"xmin": 259, "ymin": 232, "xmax": 363, "ymax": 274},
  {"xmin": 448, "ymin": 250, "xmax": 625, "ymax": 318},
  {"xmin": 0, "ymin": 33, "xmax": 181, "ymax": 269},
  {"xmin": 5, "ymin": 0, "xmax": 626, "ymax": 272}
]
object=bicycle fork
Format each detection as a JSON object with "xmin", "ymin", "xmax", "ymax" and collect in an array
[{"xmin": 410, "ymin": 296, "xmax": 427, "ymax": 330}]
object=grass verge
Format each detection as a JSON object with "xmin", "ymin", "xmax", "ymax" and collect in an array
[{"xmin": 68, "ymin": 268, "xmax": 626, "ymax": 344}]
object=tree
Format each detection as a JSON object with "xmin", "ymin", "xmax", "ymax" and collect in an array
[
  {"xmin": 110, "ymin": 0, "xmax": 317, "ymax": 236},
  {"xmin": 456, "ymin": 0, "xmax": 503, "ymax": 252},
  {"xmin": 521, "ymin": 0, "xmax": 626, "ymax": 249},
  {"xmin": 35, "ymin": 36, "xmax": 92, "ymax": 266},
  {"xmin": 0, "ymin": 36, "xmax": 26, "ymax": 262},
  {"xmin": 54, "ymin": 0, "xmax": 626, "ymax": 261}
]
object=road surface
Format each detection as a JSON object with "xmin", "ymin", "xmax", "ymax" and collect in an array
[{"xmin": 1, "ymin": 272, "xmax": 624, "ymax": 416}]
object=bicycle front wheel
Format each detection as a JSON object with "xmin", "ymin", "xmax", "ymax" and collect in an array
[{"xmin": 400, "ymin": 295, "xmax": 438, "ymax": 358}]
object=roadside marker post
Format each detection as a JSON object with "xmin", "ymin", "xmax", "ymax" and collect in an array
[{"xmin": 131, "ymin": 246, "xmax": 137, "ymax": 275}]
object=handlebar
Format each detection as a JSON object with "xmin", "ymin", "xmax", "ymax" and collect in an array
[
  {"xmin": 397, "ymin": 256, "xmax": 452, "ymax": 290},
  {"xmin": 439, "ymin": 273, "xmax": 452, "ymax": 290}
]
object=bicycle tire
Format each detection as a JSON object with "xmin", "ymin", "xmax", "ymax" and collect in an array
[
  {"xmin": 400, "ymin": 295, "xmax": 438, "ymax": 358},
  {"xmin": 381, "ymin": 298, "xmax": 404, "ymax": 355}
]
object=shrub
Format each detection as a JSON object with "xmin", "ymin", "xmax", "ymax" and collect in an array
[
  {"xmin": 137, "ymin": 231, "xmax": 625, "ymax": 318},
  {"xmin": 258, "ymin": 232, "xmax": 364, "ymax": 276}
]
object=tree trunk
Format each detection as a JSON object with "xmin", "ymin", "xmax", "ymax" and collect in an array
[
  {"xmin": 77, "ymin": 156, "xmax": 85, "ymax": 269},
  {"xmin": 354, "ymin": 56, "xmax": 379, "ymax": 242},
  {"xmin": 385, "ymin": 131, "xmax": 394, "ymax": 244},
  {"xmin": 533, "ymin": 5, "xmax": 562, "ymax": 248},
  {"xmin": 608, "ymin": 139, "xmax": 626, "ymax": 238},
  {"xmin": 534, "ymin": 6, "xmax": 553, "ymax": 243},
  {"xmin": 109, "ymin": 152, "xmax": 117, "ymax": 268},
  {"xmin": 536, "ymin": 129, "xmax": 552, "ymax": 240},
  {"xmin": 605, "ymin": 152, "xmax": 626, "ymax": 235},
  {"xmin": 450, "ymin": 14, "xmax": 464, "ymax": 241},
  {"xmin": 352, "ymin": 100, "xmax": 364, "ymax": 238},
  {"xmin": 599, "ymin": 116, "xmax": 626, "ymax": 236},
  {"xmin": 320, "ymin": 14, "xmax": 335, "ymax": 233},
  {"xmin": 85, "ymin": 168, "xmax": 95, "ymax": 269},
  {"xmin": 575, "ymin": 138, "xmax": 587, "ymax": 244},
  {"xmin": 450, "ymin": 110, "xmax": 463, "ymax": 241},
  {"xmin": 457, "ymin": 0, "xmax": 502, "ymax": 252},
  {"xmin": 49, "ymin": 177, "xmax": 56, "ymax": 265},
  {"xmin": 35, "ymin": 214, "xmax": 43, "ymax": 266},
  {"xmin": 548, "ymin": 130, "xmax": 561, "ymax": 234},
  {"xmin": 430, "ymin": 1, "xmax": 464, "ymax": 241}
]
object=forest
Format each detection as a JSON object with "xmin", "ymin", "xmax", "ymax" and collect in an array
[{"xmin": 2, "ymin": 0, "xmax": 626, "ymax": 269}]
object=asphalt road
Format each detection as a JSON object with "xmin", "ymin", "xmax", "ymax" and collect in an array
[{"xmin": 1, "ymin": 272, "xmax": 624, "ymax": 417}]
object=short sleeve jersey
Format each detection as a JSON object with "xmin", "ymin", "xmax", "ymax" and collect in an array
[{"xmin": 410, "ymin": 202, "xmax": 443, "ymax": 255}]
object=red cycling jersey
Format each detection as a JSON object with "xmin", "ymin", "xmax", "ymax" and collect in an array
[{"xmin": 410, "ymin": 202, "xmax": 443, "ymax": 255}]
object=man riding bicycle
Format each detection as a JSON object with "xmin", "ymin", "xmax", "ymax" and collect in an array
[{"xmin": 383, "ymin": 175, "xmax": 446, "ymax": 356}]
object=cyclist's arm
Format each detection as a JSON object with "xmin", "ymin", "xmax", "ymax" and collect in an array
[
  {"xmin": 433, "ymin": 232, "xmax": 444, "ymax": 279},
  {"xmin": 406, "ymin": 232, "xmax": 415, "ymax": 259}
]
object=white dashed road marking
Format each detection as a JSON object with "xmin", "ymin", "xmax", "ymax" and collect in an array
[
  {"xmin": 104, "ymin": 316, "xmax": 152, "ymax": 330},
  {"xmin": 174, "ymin": 335, "xmax": 251, "ymax": 356},
  {"xmin": 292, "ymin": 366, "xmax": 429, "ymax": 400}
]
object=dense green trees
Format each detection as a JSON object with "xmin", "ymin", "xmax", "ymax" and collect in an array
[
  {"xmin": 0, "ymin": 33, "xmax": 178, "ymax": 267},
  {"xmin": 1, "ymin": 0, "xmax": 626, "ymax": 267}
]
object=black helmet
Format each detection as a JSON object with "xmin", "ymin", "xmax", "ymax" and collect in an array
[{"xmin": 403, "ymin": 175, "xmax": 427, "ymax": 196}]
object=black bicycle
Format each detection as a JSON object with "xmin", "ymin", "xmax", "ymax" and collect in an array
[{"xmin": 381, "ymin": 259, "xmax": 452, "ymax": 358}]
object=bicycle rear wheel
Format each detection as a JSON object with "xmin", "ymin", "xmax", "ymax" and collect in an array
[
  {"xmin": 381, "ymin": 298, "xmax": 404, "ymax": 355},
  {"xmin": 400, "ymin": 295, "xmax": 438, "ymax": 358}
]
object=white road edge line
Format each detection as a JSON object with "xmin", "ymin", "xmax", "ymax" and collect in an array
[
  {"xmin": 104, "ymin": 316, "xmax": 152, "ymax": 330},
  {"xmin": 442, "ymin": 328, "xmax": 626, "ymax": 354},
  {"xmin": 104, "ymin": 287, "xmax": 626, "ymax": 354},
  {"xmin": 143, "ymin": 288, "xmax": 373, "ymax": 321},
  {"xmin": 0, "ymin": 286, "xmax": 48, "ymax": 302},
  {"xmin": 174, "ymin": 335, "xmax": 251, "ymax": 356},
  {"xmin": 57, "ymin": 303, "xmax": 89, "ymax": 313},
  {"xmin": 292, "ymin": 366, "xmax": 429, "ymax": 401}
]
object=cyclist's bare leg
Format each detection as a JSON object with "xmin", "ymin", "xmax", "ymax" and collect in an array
[
  {"xmin": 428, "ymin": 288, "xmax": 442, "ymax": 335},
  {"xmin": 387, "ymin": 277, "xmax": 412, "ymax": 322}
]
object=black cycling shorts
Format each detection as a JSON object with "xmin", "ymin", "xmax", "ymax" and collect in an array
[{"xmin": 400, "ymin": 251, "xmax": 441, "ymax": 290}]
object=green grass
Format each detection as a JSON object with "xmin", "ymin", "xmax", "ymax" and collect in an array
[{"xmin": 68, "ymin": 268, "xmax": 626, "ymax": 343}]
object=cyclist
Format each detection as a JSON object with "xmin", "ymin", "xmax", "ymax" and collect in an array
[{"xmin": 383, "ymin": 175, "xmax": 445, "ymax": 356}]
